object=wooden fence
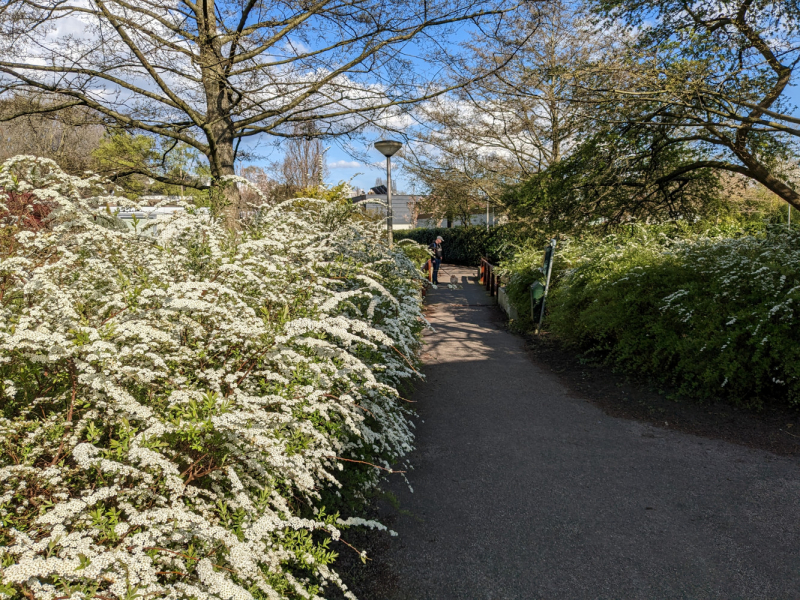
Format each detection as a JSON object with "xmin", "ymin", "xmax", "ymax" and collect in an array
[{"xmin": 479, "ymin": 257, "xmax": 500, "ymax": 297}]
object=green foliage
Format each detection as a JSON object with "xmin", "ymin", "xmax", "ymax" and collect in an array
[
  {"xmin": 300, "ymin": 181, "xmax": 356, "ymax": 204},
  {"xmin": 395, "ymin": 239, "xmax": 431, "ymax": 269},
  {"xmin": 498, "ymin": 238, "xmax": 552, "ymax": 330},
  {"xmin": 586, "ymin": 0, "xmax": 800, "ymax": 209},
  {"xmin": 394, "ymin": 225, "xmax": 527, "ymax": 266},
  {"xmin": 93, "ymin": 131, "xmax": 209, "ymax": 200},
  {"xmin": 538, "ymin": 222, "xmax": 800, "ymax": 408},
  {"xmin": 502, "ymin": 132, "xmax": 725, "ymax": 233}
]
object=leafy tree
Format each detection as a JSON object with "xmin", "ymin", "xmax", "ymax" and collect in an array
[
  {"xmin": 503, "ymin": 128, "xmax": 725, "ymax": 231},
  {"xmin": 0, "ymin": 0, "xmax": 526, "ymax": 221},
  {"xmin": 93, "ymin": 132, "xmax": 208, "ymax": 200},
  {"xmin": 588, "ymin": 0, "xmax": 800, "ymax": 209},
  {"xmin": 301, "ymin": 181, "xmax": 356, "ymax": 203},
  {"xmin": 503, "ymin": 0, "xmax": 800, "ymax": 230},
  {"xmin": 410, "ymin": 169, "xmax": 486, "ymax": 226},
  {"xmin": 403, "ymin": 1, "xmax": 615, "ymax": 214}
]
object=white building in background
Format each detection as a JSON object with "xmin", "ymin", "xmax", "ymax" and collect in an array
[
  {"xmin": 415, "ymin": 212, "xmax": 499, "ymax": 228},
  {"xmin": 350, "ymin": 186, "xmax": 419, "ymax": 230},
  {"xmin": 350, "ymin": 186, "xmax": 502, "ymax": 230},
  {"xmin": 107, "ymin": 204, "xmax": 190, "ymax": 236}
]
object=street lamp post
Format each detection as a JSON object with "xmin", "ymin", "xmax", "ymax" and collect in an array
[{"xmin": 374, "ymin": 140, "xmax": 403, "ymax": 248}]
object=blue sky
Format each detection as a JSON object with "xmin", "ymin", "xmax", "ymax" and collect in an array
[
  {"xmin": 307, "ymin": 81, "xmax": 800, "ymax": 195},
  {"xmin": 243, "ymin": 78, "xmax": 800, "ymax": 197},
  {"xmin": 237, "ymin": 127, "xmax": 418, "ymax": 195},
  {"xmin": 326, "ymin": 148, "xmax": 415, "ymax": 194},
  {"xmin": 234, "ymin": 16, "xmax": 483, "ymax": 195},
  {"xmin": 237, "ymin": 15, "xmax": 800, "ymax": 197}
]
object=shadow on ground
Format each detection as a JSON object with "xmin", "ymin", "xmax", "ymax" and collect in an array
[{"xmin": 341, "ymin": 265, "xmax": 800, "ymax": 600}]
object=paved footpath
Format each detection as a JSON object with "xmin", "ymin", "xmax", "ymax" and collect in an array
[{"xmin": 376, "ymin": 265, "xmax": 800, "ymax": 600}]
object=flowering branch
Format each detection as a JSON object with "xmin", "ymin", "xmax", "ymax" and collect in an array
[{"xmin": 0, "ymin": 156, "xmax": 424, "ymax": 600}]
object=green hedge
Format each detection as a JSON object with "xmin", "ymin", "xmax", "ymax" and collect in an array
[
  {"xmin": 394, "ymin": 225, "xmax": 526, "ymax": 266},
  {"xmin": 544, "ymin": 225, "xmax": 800, "ymax": 408}
]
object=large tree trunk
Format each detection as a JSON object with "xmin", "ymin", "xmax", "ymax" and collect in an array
[
  {"xmin": 197, "ymin": 0, "xmax": 241, "ymax": 229},
  {"xmin": 208, "ymin": 133, "xmax": 241, "ymax": 229},
  {"xmin": 735, "ymin": 148, "xmax": 800, "ymax": 211}
]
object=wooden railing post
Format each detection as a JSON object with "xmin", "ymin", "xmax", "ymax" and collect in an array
[{"xmin": 480, "ymin": 257, "xmax": 502, "ymax": 298}]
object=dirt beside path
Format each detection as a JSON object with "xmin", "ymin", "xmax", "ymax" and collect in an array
[
  {"xmin": 345, "ymin": 265, "xmax": 800, "ymax": 600},
  {"xmin": 525, "ymin": 334, "xmax": 800, "ymax": 458}
]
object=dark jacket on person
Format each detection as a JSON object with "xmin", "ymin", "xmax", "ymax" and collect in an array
[{"xmin": 429, "ymin": 241, "xmax": 443, "ymax": 260}]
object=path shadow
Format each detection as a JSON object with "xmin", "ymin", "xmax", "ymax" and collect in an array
[{"xmin": 364, "ymin": 266, "xmax": 800, "ymax": 600}]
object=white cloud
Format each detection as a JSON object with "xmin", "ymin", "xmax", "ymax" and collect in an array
[{"xmin": 328, "ymin": 160, "xmax": 362, "ymax": 170}]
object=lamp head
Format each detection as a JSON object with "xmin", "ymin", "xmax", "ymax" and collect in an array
[{"xmin": 374, "ymin": 140, "xmax": 403, "ymax": 157}]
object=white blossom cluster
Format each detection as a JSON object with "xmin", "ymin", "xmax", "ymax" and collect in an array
[
  {"xmin": 554, "ymin": 223, "xmax": 800, "ymax": 401},
  {"xmin": 0, "ymin": 157, "xmax": 426, "ymax": 599}
]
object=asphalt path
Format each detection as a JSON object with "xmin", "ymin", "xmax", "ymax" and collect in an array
[{"xmin": 376, "ymin": 265, "xmax": 800, "ymax": 600}]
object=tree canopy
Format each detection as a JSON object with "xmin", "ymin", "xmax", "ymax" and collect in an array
[
  {"xmin": 409, "ymin": 0, "xmax": 800, "ymax": 230},
  {"xmin": 588, "ymin": 0, "xmax": 800, "ymax": 208},
  {"xmin": 0, "ymin": 0, "xmax": 525, "ymax": 207}
]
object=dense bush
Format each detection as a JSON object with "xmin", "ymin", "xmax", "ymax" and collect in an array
[
  {"xmin": 395, "ymin": 239, "xmax": 431, "ymax": 269},
  {"xmin": 393, "ymin": 224, "xmax": 527, "ymax": 266},
  {"xmin": 0, "ymin": 157, "xmax": 425, "ymax": 599},
  {"xmin": 0, "ymin": 190, "xmax": 53, "ymax": 231},
  {"xmin": 540, "ymin": 223, "xmax": 800, "ymax": 408},
  {"xmin": 496, "ymin": 238, "xmax": 555, "ymax": 330}
]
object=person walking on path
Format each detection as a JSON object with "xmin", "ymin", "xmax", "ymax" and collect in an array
[{"xmin": 429, "ymin": 236, "xmax": 443, "ymax": 284}]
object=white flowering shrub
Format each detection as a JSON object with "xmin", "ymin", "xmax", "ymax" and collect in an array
[
  {"xmin": 0, "ymin": 157, "xmax": 424, "ymax": 599},
  {"xmin": 543, "ymin": 223, "xmax": 800, "ymax": 407}
]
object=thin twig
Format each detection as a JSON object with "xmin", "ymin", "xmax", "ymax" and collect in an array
[
  {"xmin": 179, "ymin": 453, "xmax": 209, "ymax": 479},
  {"xmin": 333, "ymin": 456, "xmax": 405, "ymax": 473},
  {"xmin": 353, "ymin": 404, "xmax": 377, "ymax": 418},
  {"xmin": 336, "ymin": 536, "xmax": 371, "ymax": 561},
  {"xmin": 100, "ymin": 307, "xmax": 128, "ymax": 326},
  {"xmin": 66, "ymin": 361, "xmax": 77, "ymax": 423},
  {"xmin": 391, "ymin": 345, "xmax": 421, "ymax": 375}
]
